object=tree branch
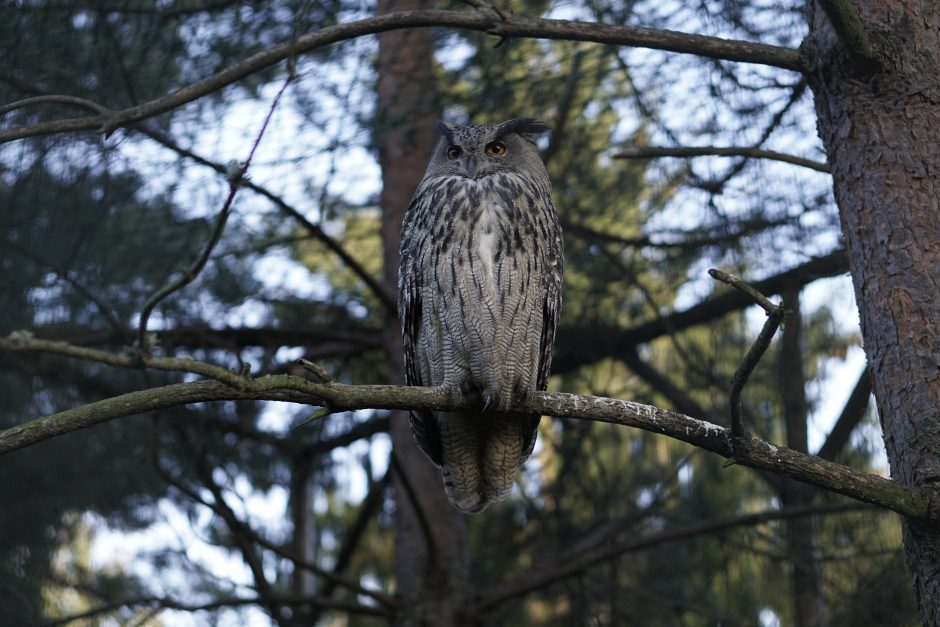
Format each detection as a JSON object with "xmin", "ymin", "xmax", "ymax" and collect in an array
[
  {"xmin": 814, "ymin": 0, "xmax": 878, "ymax": 72},
  {"xmin": 0, "ymin": 335, "xmax": 932, "ymax": 525},
  {"xmin": 709, "ymin": 268, "xmax": 786, "ymax": 440},
  {"xmin": 615, "ymin": 145, "xmax": 830, "ymax": 173},
  {"xmin": 134, "ymin": 126, "xmax": 397, "ymax": 311},
  {"xmin": 136, "ymin": 76, "xmax": 294, "ymax": 354},
  {"xmin": 0, "ymin": 10, "xmax": 802, "ymax": 144},
  {"xmin": 0, "ymin": 94, "xmax": 110, "ymax": 117}
]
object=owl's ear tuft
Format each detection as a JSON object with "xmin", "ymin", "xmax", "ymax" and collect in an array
[
  {"xmin": 496, "ymin": 118, "xmax": 550, "ymax": 139},
  {"xmin": 436, "ymin": 120, "xmax": 456, "ymax": 142}
]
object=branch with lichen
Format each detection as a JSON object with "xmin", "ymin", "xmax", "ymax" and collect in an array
[{"xmin": 0, "ymin": 333, "xmax": 932, "ymax": 526}]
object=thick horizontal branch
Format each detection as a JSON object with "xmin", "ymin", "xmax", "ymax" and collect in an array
[
  {"xmin": 0, "ymin": 10, "xmax": 802, "ymax": 143},
  {"xmin": 616, "ymin": 145, "xmax": 830, "ymax": 173},
  {"xmin": 0, "ymin": 336, "xmax": 931, "ymax": 526}
]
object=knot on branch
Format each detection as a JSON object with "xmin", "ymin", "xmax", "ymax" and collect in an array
[
  {"xmin": 7, "ymin": 329, "xmax": 34, "ymax": 344},
  {"xmin": 459, "ymin": 0, "xmax": 509, "ymax": 37}
]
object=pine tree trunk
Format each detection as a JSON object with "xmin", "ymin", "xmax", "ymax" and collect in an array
[
  {"xmin": 375, "ymin": 1, "xmax": 473, "ymax": 624},
  {"xmin": 806, "ymin": 1, "xmax": 940, "ymax": 622}
]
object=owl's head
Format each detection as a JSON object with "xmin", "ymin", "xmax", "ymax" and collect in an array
[{"xmin": 425, "ymin": 118, "xmax": 550, "ymax": 181}]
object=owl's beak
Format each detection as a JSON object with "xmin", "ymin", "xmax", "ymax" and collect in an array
[{"xmin": 464, "ymin": 156, "xmax": 477, "ymax": 178}]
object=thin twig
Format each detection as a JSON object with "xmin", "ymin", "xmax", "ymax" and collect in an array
[
  {"xmin": 298, "ymin": 358, "xmax": 336, "ymax": 382},
  {"xmin": 135, "ymin": 125, "xmax": 397, "ymax": 311},
  {"xmin": 708, "ymin": 268, "xmax": 783, "ymax": 315},
  {"xmin": 709, "ymin": 268, "xmax": 786, "ymax": 442},
  {"xmin": 136, "ymin": 75, "xmax": 294, "ymax": 355}
]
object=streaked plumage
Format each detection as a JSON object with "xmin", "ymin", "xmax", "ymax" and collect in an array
[{"xmin": 399, "ymin": 118, "xmax": 563, "ymax": 513}]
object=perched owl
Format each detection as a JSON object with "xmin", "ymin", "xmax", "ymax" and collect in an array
[{"xmin": 398, "ymin": 118, "xmax": 563, "ymax": 513}]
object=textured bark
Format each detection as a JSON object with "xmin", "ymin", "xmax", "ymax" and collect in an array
[
  {"xmin": 806, "ymin": 0, "xmax": 940, "ymax": 621},
  {"xmin": 779, "ymin": 286, "xmax": 827, "ymax": 627},
  {"xmin": 375, "ymin": 0, "xmax": 472, "ymax": 624}
]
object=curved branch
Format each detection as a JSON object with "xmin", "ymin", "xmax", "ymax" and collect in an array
[
  {"xmin": 0, "ymin": 336, "xmax": 931, "ymax": 525},
  {"xmin": 0, "ymin": 94, "xmax": 111, "ymax": 117},
  {"xmin": 0, "ymin": 10, "xmax": 802, "ymax": 144},
  {"xmin": 616, "ymin": 146, "xmax": 830, "ymax": 173}
]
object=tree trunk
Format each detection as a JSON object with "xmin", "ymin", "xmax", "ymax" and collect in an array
[
  {"xmin": 779, "ymin": 285, "xmax": 827, "ymax": 627},
  {"xmin": 375, "ymin": 0, "xmax": 472, "ymax": 624},
  {"xmin": 806, "ymin": 1, "xmax": 940, "ymax": 622}
]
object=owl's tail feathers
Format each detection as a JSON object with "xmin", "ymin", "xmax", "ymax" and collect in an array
[
  {"xmin": 438, "ymin": 411, "xmax": 540, "ymax": 514},
  {"xmin": 439, "ymin": 410, "xmax": 487, "ymax": 513}
]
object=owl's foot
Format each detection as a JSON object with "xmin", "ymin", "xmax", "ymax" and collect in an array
[{"xmin": 482, "ymin": 392, "xmax": 494, "ymax": 413}]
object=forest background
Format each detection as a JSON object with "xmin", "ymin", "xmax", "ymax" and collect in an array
[{"xmin": 2, "ymin": 0, "xmax": 937, "ymax": 626}]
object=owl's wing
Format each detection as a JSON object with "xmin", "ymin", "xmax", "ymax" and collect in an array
[
  {"xmin": 536, "ymin": 198, "xmax": 564, "ymax": 393},
  {"xmin": 524, "ymin": 194, "xmax": 564, "ymax": 459},
  {"xmin": 399, "ymin": 189, "xmax": 444, "ymax": 467}
]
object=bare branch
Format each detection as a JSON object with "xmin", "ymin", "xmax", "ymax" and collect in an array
[
  {"xmin": 709, "ymin": 268, "xmax": 786, "ymax": 440},
  {"xmin": 136, "ymin": 76, "xmax": 294, "ymax": 354},
  {"xmin": 0, "ymin": 94, "xmax": 110, "ymax": 117},
  {"xmin": 0, "ymin": 10, "xmax": 802, "ymax": 144},
  {"xmin": 615, "ymin": 145, "xmax": 830, "ymax": 173},
  {"xmin": 709, "ymin": 268, "xmax": 786, "ymax": 315},
  {"xmin": 135, "ymin": 125, "xmax": 397, "ymax": 311},
  {"xmin": 0, "ymin": 335, "xmax": 932, "ymax": 525}
]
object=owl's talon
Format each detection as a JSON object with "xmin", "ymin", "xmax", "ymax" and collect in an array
[{"xmin": 482, "ymin": 393, "xmax": 494, "ymax": 413}]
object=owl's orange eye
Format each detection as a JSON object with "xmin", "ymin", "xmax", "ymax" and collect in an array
[
  {"xmin": 485, "ymin": 141, "xmax": 506, "ymax": 157},
  {"xmin": 446, "ymin": 146, "xmax": 462, "ymax": 160}
]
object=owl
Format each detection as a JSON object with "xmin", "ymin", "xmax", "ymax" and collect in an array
[{"xmin": 398, "ymin": 118, "xmax": 563, "ymax": 513}]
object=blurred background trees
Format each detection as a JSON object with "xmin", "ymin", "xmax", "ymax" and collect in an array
[{"xmin": 0, "ymin": 0, "xmax": 923, "ymax": 625}]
